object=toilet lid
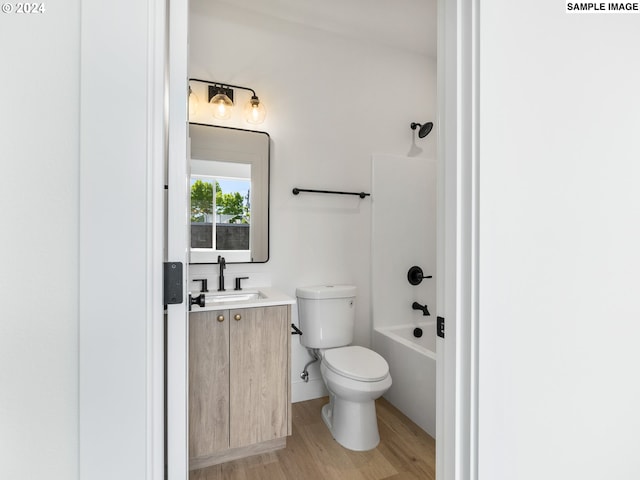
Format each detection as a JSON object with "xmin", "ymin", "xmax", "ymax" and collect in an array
[{"xmin": 323, "ymin": 346, "xmax": 389, "ymax": 382}]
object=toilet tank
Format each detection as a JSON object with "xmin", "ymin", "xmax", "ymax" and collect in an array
[{"xmin": 296, "ymin": 285, "xmax": 356, "ymax": 349}]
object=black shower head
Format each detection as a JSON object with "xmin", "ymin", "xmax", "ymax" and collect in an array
[{"xmin": 410, "ymin": 121, "xmax": 434, "ymax": 138}]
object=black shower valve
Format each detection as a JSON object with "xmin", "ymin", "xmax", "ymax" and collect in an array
[{"xmin": 407, "ymin": 266, "xmax": 433, "ymax": 285}]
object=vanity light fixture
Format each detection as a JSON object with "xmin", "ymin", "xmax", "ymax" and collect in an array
[
  {"xmin": 188, "ymin": 86, "xmax": 199, "ymax": 116},
  {"xmin": 209, "ymin": 85, "xmax": 234, "ymax": 120},
  {"xmin": 189, "ymin": 78, "xmax": 267, "ymax": 124},
  {"xmin": 244, "ymin": 94, "xmax": 267, "ymax": 125}
]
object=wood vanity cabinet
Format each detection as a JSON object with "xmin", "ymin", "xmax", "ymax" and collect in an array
[{"xmin": 189, "ymin": 305, "xmax": 291, "ymax": 469}]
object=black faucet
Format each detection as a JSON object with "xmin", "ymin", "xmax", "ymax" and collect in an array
[{"xmin": 217, "ymin": 255, "xmax": 226, "ymax": 291}]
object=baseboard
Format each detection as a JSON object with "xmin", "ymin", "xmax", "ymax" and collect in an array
[
  {"xmin": 189, "ymin": 437, "xmax": 286, "ymax": 471},
  {"xmin": 292, "ymin": 377, "xmax": 328, "ymax": 403}
]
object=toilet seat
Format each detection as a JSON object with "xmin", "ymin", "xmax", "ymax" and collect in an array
[{"xmin": 323, "ymin": 346, "xmax": 389, "ymax": 382}]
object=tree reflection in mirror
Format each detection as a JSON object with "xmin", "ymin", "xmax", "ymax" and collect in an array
[{"xmin": 190, "ymin": 175, "xmax": 251, "ymax": 251}]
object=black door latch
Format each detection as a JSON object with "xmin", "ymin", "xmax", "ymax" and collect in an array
[{"xmin": 437, "ymin": 316, "xmax": 445, "ymax": 339}]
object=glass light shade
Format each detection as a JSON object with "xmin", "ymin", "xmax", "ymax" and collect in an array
[
  {"xmin": 244, "ymin": 96, "xmax": 266, "ymax": 124},
  {"xmin": 188, "ymin": 88, "xmax": 199, "ymax": 117},
  {"xmin": 210, "ymin": 93, "xmax": 233, "ymax": 120}
]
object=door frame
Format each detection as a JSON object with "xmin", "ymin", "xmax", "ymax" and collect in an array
[
  {"xmin": 166, "ymin": 0, "xmax": 190, "ymax": 478},
  {"xmin": 162, "ymin": 1, "xmax": 480, "ymax": 479},
  {"xmin": 437, "ymin": 0, "xmax": 479, "ymax": 479}
]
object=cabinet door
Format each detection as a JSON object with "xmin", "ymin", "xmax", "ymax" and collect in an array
[
  {"xmin": 189, "ymin": 310, "xmax": 230, "ymax": 458},
  {"xmin": 229, "ymin": 306, "xmax": 290, "ymax": 448}
]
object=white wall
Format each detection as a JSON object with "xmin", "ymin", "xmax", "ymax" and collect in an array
[
  {"xmin": 78, "ymin": 0, "xmax": 166, "ymax": 478},
  {"xmin": 0, "ymin": 3, "xmax": 80, "ymax": 479},
  {"xmin": 478, "ymin": 3, "xmax": 640, "ymax": 479},
  {"xmin": 188, "ymin": 0, "xmax": 436, "ymax": 402},
  {"xmin": 2, "ymin": 1, "xmax": 171, "ymax": 478}
]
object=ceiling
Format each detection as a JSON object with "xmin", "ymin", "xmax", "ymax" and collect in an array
[{"xmin": 212, "ymin": 0, "xmax": 438, "ymax": 58}]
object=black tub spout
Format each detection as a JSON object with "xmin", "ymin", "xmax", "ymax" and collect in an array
[{"xmin": 412, "ymin": 301, "xmax": 431, "ymax": 316}]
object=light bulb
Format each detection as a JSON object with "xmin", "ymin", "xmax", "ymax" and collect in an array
[
  {"xmin": 210, "ymin": 92, "xmax": 233, "ymax": 120},
  {"xmin": 188, "ymin": 87, "xmax": 199, "ymax": 117},
  {"xmin": 244, "ymin": 95, "xmax": 266, "ymax": 124}
]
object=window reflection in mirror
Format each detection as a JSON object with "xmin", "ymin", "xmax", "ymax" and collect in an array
[
  {"xmin": 190, "ymin": 175, "xmax": 252, "ymax": 252},
  {"xmin": 189, "ymin": 123, "xmax": 269, "ymax": 263}
]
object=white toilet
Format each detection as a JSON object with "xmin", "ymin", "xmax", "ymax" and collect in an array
[{"xmin": 296, "ymin": 285, "xmax": 392, "ymax": 451}]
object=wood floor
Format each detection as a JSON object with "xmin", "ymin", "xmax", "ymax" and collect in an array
[{"xmin": 190, "ymin": 396, "xmax": 436, "ymax": 480}]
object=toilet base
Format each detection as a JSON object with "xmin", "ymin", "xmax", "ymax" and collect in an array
[{"xmin": 321, "ymin": 395, "xmax": 381, "ymax": 451}]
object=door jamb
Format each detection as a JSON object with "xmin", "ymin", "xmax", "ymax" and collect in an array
[{"xmin": 437, "ymin": 0, "xmax": 479, "ymax": 479}]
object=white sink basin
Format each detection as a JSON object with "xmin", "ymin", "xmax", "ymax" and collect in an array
[
  {"xmin": 206, "ymin": 291, "xmax": 264, "ymax": 303},
  {"xmin": 191, "ymin": 287, "xmax": 295, "ymax": 312}
]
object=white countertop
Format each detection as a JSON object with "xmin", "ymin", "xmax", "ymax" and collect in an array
[{"xmin": 190, "ymin": 287, "xmax": 296, "ymax": 312}]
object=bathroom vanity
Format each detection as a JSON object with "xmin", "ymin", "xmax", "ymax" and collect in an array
[{"xmin": 188, "ymin": 290, "xmax": 295, "ymax": 470}]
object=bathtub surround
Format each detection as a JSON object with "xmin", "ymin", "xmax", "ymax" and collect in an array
[
  {"xmin": 371, "ymin": 154, "xmax": 437, "ymax": 434},
  {"xmin": 374, "ymin": 322, "xmax": 437, "ymax": 436},
  {"xmin": 371, "ymin": 154, "xmax": 437, "ymax": 330}
]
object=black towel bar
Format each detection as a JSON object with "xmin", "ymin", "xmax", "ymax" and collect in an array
[{"xmin": 292, "ymin": 187, "xmax": 370, "ymax": 199}]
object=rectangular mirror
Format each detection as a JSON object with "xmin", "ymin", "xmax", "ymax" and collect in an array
[{"xmin": 189, "ymin": 123, "xmax": 269, "ymax": 263}]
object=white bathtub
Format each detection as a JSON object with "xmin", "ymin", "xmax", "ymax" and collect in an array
[{"xmin": 373, "ymin": 320, "xmax": 437, "ymax": 438}]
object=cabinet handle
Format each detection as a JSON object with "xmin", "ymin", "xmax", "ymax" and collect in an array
[
  {"xmin": 217, "ymin": 315, "xmax": 225, "ymax": 323},
  {"xmin": 234, "ymin": 314, "xmax": 241, "ymax": 321}
]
